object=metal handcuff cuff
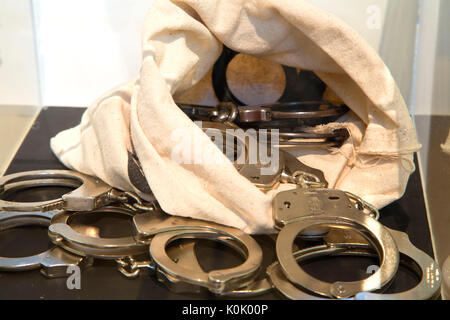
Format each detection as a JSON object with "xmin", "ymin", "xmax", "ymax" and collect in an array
[
  {"xmin": 0, "ymin": 177, "xmax": 93, "ymax": 277},
  {"xmin": 267, "ymin": 228, "xmax": 441, "ymax": 300},
  {"xmin": 273, "ymin": 188, "xmax": 400, "ymax": 299},
  {"xmin": 48, "ymin": 206, "xmax": 148, "ymax": 260},
  {"xmin": 159, "ymin": 235, "xmax": 276, "ymax": 297},
  {"xmin": 0, "ymin": 170, "xmax": 155, "ymax": 266},
  {"xmin": 117, "ymin": 210, "xmax": 263, "ymax": 295},
  {"xmin": 180, "ymin": 102, "xmax": 350, "ymax": 148},
  {"xmin": 0, "ymin": 169, "xmax": 153, "ymax": 213}
]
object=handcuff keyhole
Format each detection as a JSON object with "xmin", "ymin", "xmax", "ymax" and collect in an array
[
  {"xmin": 284, "ymin": 201, "xmax": 291, "ymax": 209},
  {"xmin": 329, "ymin": 196, "xmax": 340, "ymax": 200}
]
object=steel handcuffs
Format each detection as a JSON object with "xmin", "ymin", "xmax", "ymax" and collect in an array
[
  {"xmin": 333, "ymin": 228, "xmax": 442, "ymax": 300},
  {"xmin": 273, "ymin": 188, "xmax": 399, "ymax": 299},
  {"xmin": 199, "ymin": 121, "xmax": 329, "ymax": 191},
  {"xmin": 0, "ymin": 211, "xmax": 92, "ymax": 277},
  {"xmin": 161, "ymin": 236, "xmax": 276, "ymax": 297},
  {"xmin": 48, "ymin": 207, "xmax": 148, "ymax": 259},
  {"xmin": 0, "ymin": 170, "xmax": 155, "ymax": 214},
  {"xmin": 0, "ymin": 170, "xmax": 113, "ymax": 212},
  {"xmin": 150, "ymin": 229, "xmax": 262, "ymax": 295},
  {"xmin": 268, "ymin": 227, "xmax": 441, "ymax": 300},
  {"xmin": 184, "ymin": 102, "xmax": 349, "ymax": 149},
  {"xmin": 129, "ymin": 210, "xmax": 263, "ymax": 295}
]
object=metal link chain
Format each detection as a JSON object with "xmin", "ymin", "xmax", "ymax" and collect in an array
[
  {"xmin": 344, "ymin": 191, "xmax": 380, "ymax": 220},
  {"xmin": 290, "ymin": 170, "xmax": 328, "ymax": 189},
  {"xmin": 116, "ymin": 256, "xmax": 155, "ymax": 278},
  {"xmin": 107, "ymin": 190, "xmax": 156, "ymax": 213},
  {"xmin": 209, "ymin": 102, "xmax": 238, "ymax": 123}
]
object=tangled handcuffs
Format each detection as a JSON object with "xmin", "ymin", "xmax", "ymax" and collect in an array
[
  {"xmin": 0, "ymin": 163, "xmax": 441, "ymax": 298},
  {"xmin": 178, "ymin": 46, "xmax": 351, "ymax": 149}
]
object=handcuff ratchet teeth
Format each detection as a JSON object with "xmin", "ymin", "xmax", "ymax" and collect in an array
[
  {"xmin": 273, "ymin": 188, "xmax": 399, "ymax": 299},
  {"xmin": 0, "ymin": 211, "xmax": 92, "ymax": 277}
]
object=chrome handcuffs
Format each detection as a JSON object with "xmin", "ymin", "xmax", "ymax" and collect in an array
[
  {"xmin": 48, "ymin": 207, "xmax": 148, "ymax": 259},
  {"xmin": 200, "ymin": 120, "xmax": 329, "ymax": 192},
  {"xmin": 267, "ymin": 227, "xmax": 441, "ymax": 300},
  {"xmin": 0, "ymin": 170, "xmax": 155, "ymax": 213},
  {"xmin": 273, "ymin": 188, "xmax": 399, "ymax": 299},
  {"xmin": 0, "ymin": 165, "xmax": 441, "ymax": 299},
  {"xmin": 180, "ymin": 102, "xmax": 350, "ymax": 148},
  {"xmin": 0, "ymin": 177, "xmax": 94, "ymax": 277},
  {"xmin": 119, "ymin": 210, "xmax": 263, "ymax": 295},
  {"xmin": 0, "ymin": 170, "xmax": 153, "ymax": 274}
]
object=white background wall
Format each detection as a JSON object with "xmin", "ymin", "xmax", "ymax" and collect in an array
[
  {"xmin": 29, "ymin": 0, "xmax": 389, "ymax": 108},
  {"xmin": 0, "ymin": 0, "xmax": 40, "ymax": 106},
  {"xmin": 32, "ymin": 0, "xmax": 155, "ymax": 107}
]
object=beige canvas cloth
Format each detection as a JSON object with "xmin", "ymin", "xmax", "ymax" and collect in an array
[{"xmin": 50, "ymin": 0, "xmax": 421, "ymax": 234}]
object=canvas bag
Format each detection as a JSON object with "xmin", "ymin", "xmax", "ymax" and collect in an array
[{"xmin": 50, "ymin": 0, "xmax": 421, "ymax": 234}]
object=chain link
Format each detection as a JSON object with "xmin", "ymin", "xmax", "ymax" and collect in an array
[
  {"xmin": 108, "ymin": 190, "xmax": 156, "ymax": 213},
  {"xmin": 344, "ymin": 191, "xmax": 380, "ymax": 220},
  {"xmin": 290, "ymin": 171, "xmax": 327, "ymax": 189},
  {"xmin": 116, "ymin": 256, "xmax": 154, "ymax": 278},
  {"xmin": 210, "ymin": 102, "xmax": 238, "ymax": 123}
]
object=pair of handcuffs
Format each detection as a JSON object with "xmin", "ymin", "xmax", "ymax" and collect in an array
[
  {"xmin": 179, "ymin": 102, "xmax": 349, "ymax": 148},
  {"xmin": 179, "ymin": 46, "xmax": 350, "ymax": 149},
  {"xmin": 0, "ymin": 170, "xmax": 264, "ymax": 295},
  {"xmin": 0, "ymin": 170, "xmax": 154, "ymax": 276}
]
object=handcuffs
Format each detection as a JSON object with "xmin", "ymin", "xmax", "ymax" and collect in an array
[
  {"xmin": 0, "ymin": 165, "xmax": 441, "ymax": 299},
  {"xmin": 0, "ymin": 170, "xmax": 155, "ymax": 213},
  {"xmin": 178, "ymin": 48, "xmax": 349, "ymax": 148},
  {"xmin": 119, "ymin": 210, "xmax": 263, "ymax": 295},
  {"xmin": 0, "ymin": 170, "xmax": 153, "ymax": 276},
  {"xmin": 0, "ymin": 211, "xmax": 93, "ymax": 277},
  {"xmin": 180, "ymin": 102, "xmax": 350, "ymax": 148},
  {"xmin": 267, "ymin": 227, "xmax": 441, "ymax": 300},
  {"xmin": 48, "ymin": 207, "xmax": 148, "ymax": 259},
  {"xmin": 0, "ymin": 177, "xmax": 94, "ymax": 277}
]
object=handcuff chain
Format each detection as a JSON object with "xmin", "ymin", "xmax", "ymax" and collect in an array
[
  {"xmin": 290, "ymin": 171, "xmax": 327, "ymax": 189},
  {"xmin": 107, "ymin": 190, "xmax": 156, "ymax": 213},
  {"xmin": 209, "ymin": 102, "xmax": 238, "ymax": 123},
  {"xmin": 116, "ymin": 256, "xmax": 155, "ymax": 278},
  {"xmin": 344, "ymin": 191, "xmax": 380, "ymax": 220}
]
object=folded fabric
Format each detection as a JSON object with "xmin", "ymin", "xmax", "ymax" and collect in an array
[{"xmin": 51, "ymin": 0, "xmax": 421, "ymax": 234}]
